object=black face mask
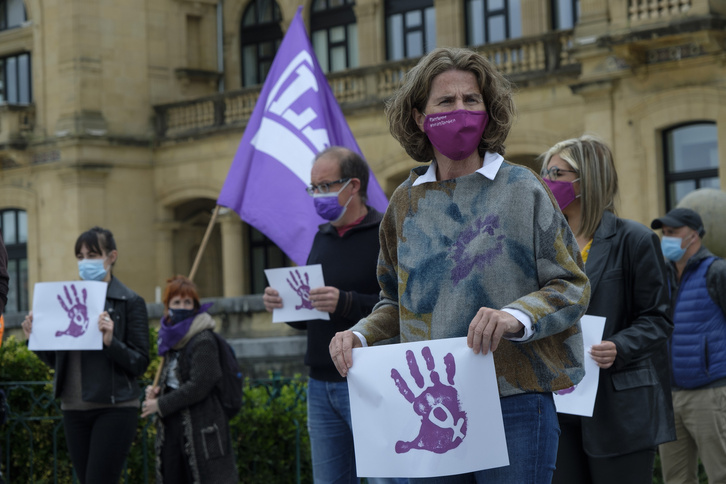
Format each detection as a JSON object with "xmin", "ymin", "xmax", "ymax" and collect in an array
[{"xmin": 167, "ymin": 308, "xmax": 196, "ymax": 325}]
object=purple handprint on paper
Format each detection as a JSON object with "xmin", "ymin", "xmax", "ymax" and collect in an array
[
  {"xmin": 554, "ymin": 385, "xmax": 576, "ymax": 395},
  {"xmin": 55, "ymin": 284, "xmax": 89, "ymax": 338},
  {"xmin": 391, "ymin": 346, "xmax": 467, "ymax": 454},
  {"xmin": 287, "ymin": 269, "xmax": 313, "ymax": 310}
]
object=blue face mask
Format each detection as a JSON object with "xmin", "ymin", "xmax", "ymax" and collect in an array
[
  {"xmin": 661, "ymin": 235, "xmax": 690, "ymax": 262},
  {"xmin": 78, "ymin": 259, "xmax": 108, "ymax": 281}
]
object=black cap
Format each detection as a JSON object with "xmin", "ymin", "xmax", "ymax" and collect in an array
[{"xmin": 651, "ymin": 207, "xmax": 705, "ymax": 236}]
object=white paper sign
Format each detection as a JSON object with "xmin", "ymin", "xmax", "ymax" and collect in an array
[
  {"xmin": 29, "ymin": 281, "xmax": 108, "ymax": 351},
  {"xmin": 347, "ymin": 337, "xmax": 509, "ymax": 478},
  {"xmin": 553, "ymin": 315, "xmax": 607, "ymax": 417},
  {"xmin": 264, "ymin": 265, "xmax": 330, "ymax": 323}
]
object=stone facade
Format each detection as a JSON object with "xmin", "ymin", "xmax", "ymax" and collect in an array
[{"xmin": 0, "ymin": 0, "xmax": 724, "ymax": 333}]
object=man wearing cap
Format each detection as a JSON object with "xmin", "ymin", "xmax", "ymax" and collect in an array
[{"xmin": 651, "ymin": 207, "xmax": 726, "ymax": 484}]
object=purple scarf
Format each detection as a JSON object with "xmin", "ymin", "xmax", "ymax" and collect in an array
[{"xmin": 157, "ymin": 302, "xmax": 214, "ymax": 356}]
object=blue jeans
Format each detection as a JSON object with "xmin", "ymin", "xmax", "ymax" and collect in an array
[
  {"xmin": 408, "ymin": 392, "xmax": 560, "ymax": 484},
  {"xmin": 308, "ymin": 377, "xmax": 408, "ymax": 484}
]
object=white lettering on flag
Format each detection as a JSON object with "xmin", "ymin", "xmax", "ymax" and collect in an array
[{"xmin": 251, "ymin": 50, "xmax": 331, "ymax": 184}]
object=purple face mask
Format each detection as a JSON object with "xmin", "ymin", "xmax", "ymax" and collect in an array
[
  {"xmin": 544, "ymin": 178, "xmax": 580, "ymax": 210},
  {"xmin": 313, "ymin": 179, "xmax": 352, "ymax": 222},
  {"xmin": 423, "ymin": 110, "xmax": 489, "ymax": 161}
]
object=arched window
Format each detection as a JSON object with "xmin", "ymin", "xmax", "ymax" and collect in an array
[
  {"xmin": 663, "ymin": 122, "xmax": 720, "ymax": 210},
  {"xmin": 385, "ymin": 0, "xmax": 436, "ymax": 61},
  {"xmin": 240, "ymin": 0, "xmax": 283, "ymax": 87},
  {"xmin": 0, "ymin": 208, "xmax": 27, "ymax": 314},
  {"xmin": 466, "ymin": 0, "xmax": 521, "ymax": 46},
  {"xmin": 311, "ymin": 0, "xmax": 359, "ymax": 73},
  {"xmin": 551, "ymin": 0, "xmax": 579, "ymax": 30},
  {"xmin": 0, "ymin": 0, "xmax": 26, "ymax": 31}
]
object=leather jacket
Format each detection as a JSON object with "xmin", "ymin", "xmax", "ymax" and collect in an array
[
  {"xmin": 571, "ymin": 211, "xmax": 676, "ymax": 456},
  {"xmin": 37, "ymin": 276, "xmax": 150, "ymax": 404}
]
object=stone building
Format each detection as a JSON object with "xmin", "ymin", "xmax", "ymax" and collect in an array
[{"xmin": 0, "ymin": 0, "xmax": 724, "ymax": 330}]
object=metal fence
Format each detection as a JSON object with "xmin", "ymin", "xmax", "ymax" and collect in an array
[{"xmin": 0, "ymin": 378, "xmax": 308, "ymax": 484}]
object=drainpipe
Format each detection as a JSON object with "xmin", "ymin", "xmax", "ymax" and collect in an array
[{"xmin": 217, "ymin": 0, "xmax": 225, "ymax": 92}]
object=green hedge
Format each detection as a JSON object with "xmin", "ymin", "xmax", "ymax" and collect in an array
[{"xmin": 0, "ymin": 333, "xmax": 312, "ymax": 483}]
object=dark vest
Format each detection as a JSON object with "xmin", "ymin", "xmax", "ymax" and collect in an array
[{"xmin": 671, "ymin": 257, "xmax": 726, "ymax": 388}]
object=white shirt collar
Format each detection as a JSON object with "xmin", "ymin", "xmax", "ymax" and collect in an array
[{"xmin": 411, "ymin": 152, "xmax": 504, "ymax": 186}]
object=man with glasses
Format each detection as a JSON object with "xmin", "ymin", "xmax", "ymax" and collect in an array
[{"xmin": 263, "ymin": 147, "xmax": 404, "ymax": 484}]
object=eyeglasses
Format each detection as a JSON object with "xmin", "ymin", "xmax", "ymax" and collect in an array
[
  {"xmin": 542, "ymin": 166, "xmax": 578, "ymax": 181},
  {"xmin": 306, "ymin": 178, "xmax": 350, "ymax": 196}
]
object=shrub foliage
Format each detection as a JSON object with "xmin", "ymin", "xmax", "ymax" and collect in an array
[{"xmin": 0, "ymin": 333, "xmax": 312, "ymax": 483}]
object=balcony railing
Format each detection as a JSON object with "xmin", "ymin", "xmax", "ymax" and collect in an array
[
  {"xmin": 628, "ymin": 0, "xmax": 692, "ymax": 21},
  {"xmin": 154, "ymin": 30, "xmax": 577, "ymax": 140}
]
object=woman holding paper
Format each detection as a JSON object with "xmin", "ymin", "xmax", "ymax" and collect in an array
[
  {"xmin": 540, "ymin": 136, "xmax": 674, "ymax": 483},
  {"xmin": 20, "ymin": 226, "xmax": 149, "ymax": 484},
  {"xmin": 329, "ymin": 47, "xmax": 590, "ymax": 483},
  {"xmin": 141, "ymin": 275, "xmax": 238, "ymax": 483}
]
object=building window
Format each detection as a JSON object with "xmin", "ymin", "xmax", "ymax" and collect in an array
[
  {"xmin": 466, "ymin": 0, "xmax": 522, "ymax": 46},
  {"xmin": 663, "ymin": 122, "xmax": 719, "ymax": 210},
  {"xmin": 0, "ymin": 0, "xmax": 26, "ymax": 31},
  {"xmin": 385, "ymin": 0, "xmax": 436, "ymax": 61},
  {"xmin": 249, "ymin": 227, "xmax": 291, "ymax": 294},
  {"xmin": 311, "ymin": 0, "xmax": 359, "ymax": 73},
  {"xmin": 0, "ymin": 209, "xmax": 28, "ymax": 314},
  {"xmin": 0, "ymin": 53, "xmax": 32, "ymax": 104},
  {"xmin": 552, "ymin": 0, "xmax": 579, "ymax": 30},
  {"xmin": 240, "ymin": 0, "xmax": 283, "ymax": 87}
]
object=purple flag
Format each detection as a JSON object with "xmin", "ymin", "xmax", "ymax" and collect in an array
[{"xmin": 217, "ymin": 6, "xmax": 388, "ymax": 266}]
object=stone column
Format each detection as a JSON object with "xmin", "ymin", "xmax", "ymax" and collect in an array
[
  {"xmin": 355, "ymin": 0, "xmax": 385, "ymax": 66},
  {"xmin": 154, "ymin": 209, "xmax": 178, "ymax": 302},
  {"xmin": 219, "ymin": 208, "xmax": 245, "ymax": 297},
  {"xmin": 435, "ymin": 0, "xmax": 465, "ymax": 47}
]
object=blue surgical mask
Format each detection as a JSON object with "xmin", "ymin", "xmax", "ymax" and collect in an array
[
  {"xmin": 313, "ymin": 179, "xmax": 353, "ymax": 223},
  {"xmin": 661, "ymin": 236, "xmax": 690, "ymax": 262},
  {"xmin": 78, "ymin": 259, "xmax": 108, "ymax": 281}
]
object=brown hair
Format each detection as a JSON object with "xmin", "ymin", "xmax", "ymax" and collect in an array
[
  {"xmin": 386, "ymin": 47, "xmax": 515, "ymax": 162},
  {"xmin": 162, "ymin": 275, "xmax": 201, "ymax": 315}
]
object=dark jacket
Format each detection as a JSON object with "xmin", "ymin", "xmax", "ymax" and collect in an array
[
  {"xmin": 289, "ymin": 207, "xmax": 383, "ymax": 382},
  {"xmin": 574, "ymin": 211, "xmax": 676, "ymax": 457},
  {"xmin": 156, "ymin": 328, "xmax": 238, "ymax": 483},
  {"xmin": 37, "ymin": 276, "xmax": 150, "ymax": 403}
]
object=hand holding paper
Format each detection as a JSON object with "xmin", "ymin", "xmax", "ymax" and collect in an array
[
  {"xmin": 346, "ymin": 337, "xmax": 508, "ymax": 478},
  {"xmin": 589, "ymin": 340, "xmax": 617, "ymax": 369},
  {"xmin": 329, "ymin": 330, "xmax": 361, "ymax": 377},
  {"xmin": 28, "ymin": 281, "xmax": 108, "ymax": 351},
  {"xmin": 264, "ymin": 265, "xmax": 330, "ymax": 323}
]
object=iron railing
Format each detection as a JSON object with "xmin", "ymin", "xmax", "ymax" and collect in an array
[{"xmin": 0, "ymin": 377, "xmax": 308, "ymax": 484}]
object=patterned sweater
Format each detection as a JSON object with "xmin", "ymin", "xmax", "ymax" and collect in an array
[{"xmin": 351, "ymin": 159, "xmax": 590, "ymax": 397}]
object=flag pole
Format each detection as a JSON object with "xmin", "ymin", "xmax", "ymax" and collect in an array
[
  {"xmin": 152, "ymin": 204, "xmax": 222, "ymax": 389},
  {"xmin": 189, "ymin": 205, "xmax": 222, "ymax": 282}
]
